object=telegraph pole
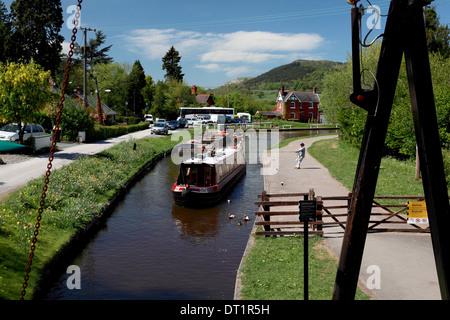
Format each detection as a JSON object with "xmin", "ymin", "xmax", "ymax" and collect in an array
[{"xmin": 81, "ymin": 27, "xmax": 96, "ymax": 108}]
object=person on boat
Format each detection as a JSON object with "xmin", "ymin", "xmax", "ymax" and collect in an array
[{"xmin": 295, "ymin": 143, "xmax": 305, "ymax": 169}]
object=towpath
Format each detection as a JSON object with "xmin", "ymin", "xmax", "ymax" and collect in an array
[
  {"xmin": 260, "ymin": 134, "xmax": 441, "ymax": 300},
  {"xmin": 0, "ymin": 128, "xmax": 156, "ymax": 198}
]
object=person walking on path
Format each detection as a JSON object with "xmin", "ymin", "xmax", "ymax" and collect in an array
[{"xmin": 295, "ymin": 143, "xmax": 305, "ymax": 169}]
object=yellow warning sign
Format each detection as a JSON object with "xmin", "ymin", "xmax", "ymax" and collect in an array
[{"xmin": 407, "ymin": 201, "xmax": 428, "ymax": 224}]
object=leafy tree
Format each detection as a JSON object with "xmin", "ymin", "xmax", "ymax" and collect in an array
[
  {"xmin": 0, "ymin": 61, "xmax": 54, "ymax": 143},
  {"xmin": 126, "ymin": 60, "xmax": 146, "ymax": 115},
  {"xmin": 150, "ymin": 80, "xmax": 200, "ymax": 120},
  {"xmin": 141, "ymin": 75, "xmax": 155, "ymax": 113},
  {"xmin": 162, "ymin": 46, "xmax": 184, "ymax": 82},
  {"xmin": 90, "ymin": 62, "xmax": 130, "ymax": 116},
  {"xmin": 9, "ymin": 0, "xmax": 64, "ymax": 75}
]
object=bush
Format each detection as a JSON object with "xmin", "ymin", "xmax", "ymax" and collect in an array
[
  {"xmin": 60, "ymin": 100, "xmax": 95, "ymax": 142},
  {"xmin": 88, "ymin": 122, "xmax": 149, "ymax": 142}
]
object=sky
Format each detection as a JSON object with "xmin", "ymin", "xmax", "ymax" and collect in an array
[{"xmin": 4, "ymin": 0, "xmax": 450, "ymax": 89}]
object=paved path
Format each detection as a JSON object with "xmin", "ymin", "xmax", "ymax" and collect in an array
[
  {"xmin": 0, "ymin": 128, "xmax": 157, "ymax": 197},
  {"xmin": 261, "ymin": 135, "xmax": 441, "ymax": 300}
]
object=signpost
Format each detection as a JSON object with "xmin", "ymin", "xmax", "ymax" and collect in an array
[{"xmin": 299, "ymin": 199, "xmax": 317, "ymax": 301}]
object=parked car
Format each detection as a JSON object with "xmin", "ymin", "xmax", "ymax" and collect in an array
[
  {"xmin": 156, "ymin": 118, "xmax": 167, "ymax": 126},
  {"xmin": 188, "ymin": 118, "xmax": 202, "ymax": 126},
  {"xmin": 177, "ymin": 117, "xmax": 188, "ymax": 128},
  {"xmin": 151, "ymin": 122, "xmax": 169, "ymax": 135},
  {"xmin": 0, "ymin": 123, "xmax": 46, "ymax": 142},
  {"xmin": 168, "ymin": 120, "xmax": 179, "ymax": 130},
  {"xmin": 144, "ymin": 114, "xmax": 153, "ymax": 124}
]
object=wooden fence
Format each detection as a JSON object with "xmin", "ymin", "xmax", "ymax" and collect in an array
[{"xmin": 254, "ymin": 189, "xmax": 433, "ymax": 236}]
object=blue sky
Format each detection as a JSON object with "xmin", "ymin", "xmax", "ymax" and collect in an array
[{"xmin": 4, "ymin": 0, "xmax": 450, "ymax": 88}]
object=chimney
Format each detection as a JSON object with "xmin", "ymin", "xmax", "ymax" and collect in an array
[
  {"xmin": 76, "ymin": 86, "xmax": 82, "ymax": 94},
  {"xmin": 313, "ymin": 87, "xmax": 317, "ymax": 93},
  {"xmin": 281, "ymin": 86, "xmax": 285, "ymax": 97},
  {"xmin": 191, "ymin": 85, "xmax": 197, "ymax": 95}
]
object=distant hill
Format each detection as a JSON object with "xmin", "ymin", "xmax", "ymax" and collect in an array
[{"xmin": 212, "ymin": 59, "xmax": 344, "ymax": 95}]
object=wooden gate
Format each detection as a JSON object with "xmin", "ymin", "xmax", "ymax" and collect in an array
[{"xmin": 254, "ymin": 190, "xmax": 434, "ymax": 236}]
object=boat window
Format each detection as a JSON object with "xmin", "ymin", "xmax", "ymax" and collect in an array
[
  {"xmin": 204, "ymin": 167, "xmax": 212, "ymax": 187},
  {"xmin": 190, "ymin": 168, "xmax": 198, "ymax": 186}
]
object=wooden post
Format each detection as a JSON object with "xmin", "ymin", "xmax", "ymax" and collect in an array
[
  {"xmin": 261, "ymin": 190, "xmax": 270, "ymax": 233},
  {"xmin": 316, "ymin": 196, "xmax": 323, "ymax": 233}
]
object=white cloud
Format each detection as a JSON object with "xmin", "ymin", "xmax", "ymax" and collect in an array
[
  {"xmin": 124, "ymin": 29, "xmax": 323, "ymax": 61},
  {"xmin": 122, "ymin": 29, "xmax": 324, "ymax": 80},
  {"xmin": 61, "ymin": 42, "xmax": 71, "ymax": 55},
  {"xmin": 195, "ymin": 63, "xmax": 221, "ymax": 71}
]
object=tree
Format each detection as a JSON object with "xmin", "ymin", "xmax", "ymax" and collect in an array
[
  {"xmin": 426, "ymin": 5, "xmax": 449, "ymax": 59},
  {"xmin": 162, "ymin": 46, "xmax": 184, "ymax": 82},
  {"xmin": 0, "ymin": 61, "xmax": 54, "ymax": 144},
  {"xmin": 150, "ymin": 80, "xmax": 199, "ymax": 120},
  {"xmin": 0, "ymin": 1, "xmax": 11, "ymax": 63},
  {"xmin": 90, "ymin": 62, "xmax": 130, "ymax": 116},
  {"xmin": 9, "ymin": 0, "xmax": 64, "ymax": 75},
  {"xmin": 126, "ymin": 60, "xmax": 146, "ymax": 115},
  {"xmin": 141, "ymin": 75, "xmax": 155, "ymax": 113},
  {"xmin": 74, "ymin": 30, "xmax": 113, "ymax": 68}
]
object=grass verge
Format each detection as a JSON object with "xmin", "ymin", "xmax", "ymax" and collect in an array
[
  {"xmin": 239, "ymin": 235, "xmax": 369, "ymax": 300},
  {"xmin": 0, "ymin": 135, "xmax": 178, "ymax": 300},
  {"xmin": 308, "ymin": 138, "xmax": 427, "ymax": 203}
]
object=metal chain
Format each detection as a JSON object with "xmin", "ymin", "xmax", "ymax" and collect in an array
[{"xmin": 20, "ymin": 0, "xmax": 83, "ymax": 300}]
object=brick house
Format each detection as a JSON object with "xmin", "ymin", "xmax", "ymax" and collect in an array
[
  {"xmin": 191, "ymin": 85, "xmax": 214, "ymax": 106},
  {"xmin": 276, "ymin": 86, "xmax": 320, "ymax": 122}
]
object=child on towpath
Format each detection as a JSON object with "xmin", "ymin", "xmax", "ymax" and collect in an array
[{"xmin": 295, "ymin": 143, "xmax": 305, "ymax": 169}]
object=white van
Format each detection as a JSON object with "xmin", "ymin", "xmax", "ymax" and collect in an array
[{"xmin": 144, "ymin": 114, "xmax": 153, "ymax": 124}]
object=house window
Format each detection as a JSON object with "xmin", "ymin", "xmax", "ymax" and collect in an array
[
  {"xmin": 290, "ymin": 112, "xmax": 295, "ymax": 119},
  {"xmin": 309, "ymin": 102, "xmax": 314, "ymax": 109},
  {"xmin": 290, "ymin": 101, "xmax": 296, "ymax": 109}
]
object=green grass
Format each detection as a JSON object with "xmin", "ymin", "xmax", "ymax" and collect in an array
[
  {"xmin": 240, "ymin": 236, "xmax": 369, "ymax": 300},
  {"xmin": 0, "ymin": 136, "xmax": 178, "ymax": 300},
  {"xmin": 308, "ymin": 138, "xmax": 426, "ymax": 202}
]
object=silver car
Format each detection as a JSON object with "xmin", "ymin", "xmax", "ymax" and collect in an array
[
  {"xmin": 151, "ymin": 122, "xmax": 169, "ymax": 135},
  {"xmin": 0, "ymin": 123, "xmax": 46, "ymax": 142}
]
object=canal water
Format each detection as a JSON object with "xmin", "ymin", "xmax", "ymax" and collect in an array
[{"xmin": 43, "ymin": 129, "xmax": 337, "ymax": 300}]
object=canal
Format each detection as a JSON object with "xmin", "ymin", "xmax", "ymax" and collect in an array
[{"xmin": 43, "ymin": 129, "xmax": 337, "ymax": 300}]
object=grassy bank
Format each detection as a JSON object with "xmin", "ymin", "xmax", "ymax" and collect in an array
[
  {"xmin": 308, "ymin": 138, "xmax": 427, "ymax": 201},
  {"xmin": 239, "ymin": 236, "xmax": 369, "ymax": 300},
  {"xmin": 0, "ymin": 136, "xmax": 178, "ymax": 300}
]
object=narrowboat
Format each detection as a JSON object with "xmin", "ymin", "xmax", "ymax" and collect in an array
[{"xmin": 172, "ymin": 130, "xmax": 246, "ymax": 207}]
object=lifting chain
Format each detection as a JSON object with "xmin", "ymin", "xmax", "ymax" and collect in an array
[{"xmin": 20, "ymin": 0, "xmax": 83, "ymax": 300}]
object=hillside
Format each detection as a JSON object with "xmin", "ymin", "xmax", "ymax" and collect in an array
[{"xmin": 212, "ymin": 59, "xmax": 344, "ymax": 95}]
